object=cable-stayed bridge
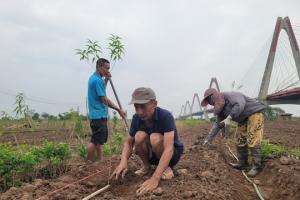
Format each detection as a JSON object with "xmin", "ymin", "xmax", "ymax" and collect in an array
[{"xmin": 179, "ymin": 16, "xmax": 300, "ymax": 119}]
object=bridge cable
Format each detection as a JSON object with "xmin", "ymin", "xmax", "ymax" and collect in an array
[
  {"xmin": 278, "ymin": 45, "xmax": 297, "ymax": 90},
  {"xmin": 237, "ymin": 36, "xmax": 272, "ymax": 97},
  {"xmin": 273, "ymin": 44, "xmax": 287, "ymax": 92},
  {"xmin": 275, "ymin": 42, "xmax": 298, "ymax": 91},
  {"xmin": 280, "ymin": 37, "xmax": 298, "ymax": 70}
]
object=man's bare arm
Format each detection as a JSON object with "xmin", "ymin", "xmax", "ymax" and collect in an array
[
  {"xmin": 111, "ymin": 136, "xmax": 134, "ymax": 179},
  {"xmin": 120, "ymin": 136, "xmax": 134, "ymax": 164}
]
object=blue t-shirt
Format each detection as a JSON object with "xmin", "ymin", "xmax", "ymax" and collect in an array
[
  {"xmin": 129, "ymin": 107, "xmax": 184, "ymax": 151},
  {"xmin": 88, "ymin": 72, "xmax": 108, "ymax": 119}
]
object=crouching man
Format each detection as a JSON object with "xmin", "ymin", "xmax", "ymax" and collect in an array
[
  {"xmin": 201, "ymin": 88, "xmax": 266, "ymax": 177},
  {"xmin": 111, "ymin": 87, "xmax": 184, "ymax": 195}
]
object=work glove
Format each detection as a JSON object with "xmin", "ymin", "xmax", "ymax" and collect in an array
[
  {"xmin": 220, "ymin": 115, "xmax": 232, "ymax": 127},
  {"xmin": 203, "ymin": 139, "xmax": 211, "ymax": 146},
  {"xmin": 221, "ymin": 127, "xmax": 231, "ymax": 139}
]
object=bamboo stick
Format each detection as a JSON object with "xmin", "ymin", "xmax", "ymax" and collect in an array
[
  {"xmin": 225, "ymin": 141, "xmax": 265, "ymax": 200},
  {"xmin": 82, "ymin": 184, "xmax": 110, "ymax": 200}
]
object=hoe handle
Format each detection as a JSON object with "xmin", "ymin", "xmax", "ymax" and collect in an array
[{"xmin": 108, "ymin": 78, "xmax": 129, "ymax": 132}]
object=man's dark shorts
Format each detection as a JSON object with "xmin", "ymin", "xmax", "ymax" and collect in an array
[
  {"xmin": 90, "ymin": 119, "xmax": 108, "ymax": 145},
  {"xmin": 149, "ymin": 146, "xmax": 183, "ymax": 168}
]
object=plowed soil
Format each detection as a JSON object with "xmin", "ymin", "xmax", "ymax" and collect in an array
[{"xmin": 1, "ymin": 120, "xmax": 300, "ymax": 200}]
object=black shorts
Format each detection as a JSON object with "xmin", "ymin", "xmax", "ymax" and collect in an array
[
  {"xmin": 90, "ymin": 119, "xmax": 108, "ymax": 145},
  {"xmin": 149, "ymin": 146, "xmax": 183, "ymax": 168}
]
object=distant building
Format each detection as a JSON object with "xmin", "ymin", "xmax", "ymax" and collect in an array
[{"xmin": 278, "ymin": 113, "xmax": 293, "ymax": 121}]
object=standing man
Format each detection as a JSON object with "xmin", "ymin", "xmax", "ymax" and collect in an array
[
  {"xmin": 87, "ymin": 58, "xmax": 126, "ymax": 161},
  {"xmin": 111, "ymin": 87, "xmax": 184, "ymax": 195},
  {"xmin": 201, "ymin": 88, "xmax": 266, "ymax": 177}
]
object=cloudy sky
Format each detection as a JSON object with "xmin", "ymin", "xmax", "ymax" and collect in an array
[{"xmin": 0, "ymin": 0, "xmax": 300, "ymax": 118}]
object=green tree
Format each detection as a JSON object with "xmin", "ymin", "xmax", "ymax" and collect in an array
[
  {"xmin": 32, "ymin": 113, "xmax": 40, "ymax": 121},
  {"xmin": 13, "ymin": 93, "xmax": 29, "ymax": 119},
  {"xmin": 264, "ymin": 106, "xmax": 285, "ymax": 120},
  {"xmin": 108, "ymin": 34, "xmax": 125, "ymax": 63},
  {"xmin": 0, "ymin": 111, "xmax": 10, "ymax": 120},
  {"xmin": 41, "ymin": 112, "xmax": 50, "ymax": 119},
  {"xmin": 75, "ymin": 34, "xmax": 124, "ymax": 67}
]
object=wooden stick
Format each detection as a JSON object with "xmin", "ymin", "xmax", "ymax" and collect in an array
[
  {"xmin": 82, "ymin": 184, "xmax": 110, "ymax": 200},
  {"xmin": 13, "ymin": 133, "xmax": 19, "ymax": 146},
  {"xmin": 108, "ymin": 78, "xmax": 129, "ymax": 132},
  {"xmin": 224, "ymin": 140, "xmax": 265, "ymax": 200}
]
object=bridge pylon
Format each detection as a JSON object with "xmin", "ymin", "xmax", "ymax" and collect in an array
[{"xmin": 259, "ymin": 16, "xmax": 300, "ymax": 101}]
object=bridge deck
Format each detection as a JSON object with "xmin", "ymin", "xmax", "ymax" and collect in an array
[{"xmin": 267, "ymin": 87, "xmax": 300, "ymax": 101}]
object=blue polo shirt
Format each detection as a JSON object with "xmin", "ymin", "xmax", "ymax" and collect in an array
[
  {"xmin": 88, "ymin": 72, "xmax": 108, "ymax": 119},
  {"xmin": 129, "ymin": 107, "xmax": 184, "ymax": 151}
]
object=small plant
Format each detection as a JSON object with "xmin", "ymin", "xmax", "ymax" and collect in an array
[
  {"xmin": 41, "ymin": 142, "xmax": 70, "ymax": 160},
  {"xmin": 103, "ymin": 143, "xmax": 112, "ymax": 157},
  {"xmin": 111, "ymin": 133, "xmax": 124, "ymax": 154},
  {"xmin": 112, "ymin": 111, "xmax": 118, "ymax": 134},
  {"xmin": 0, "ymin": 142, "xmax": 71, "ymax": 191},
  {"xmin": 76, "ymin": 144, "xmax": 87, "ymax": 160},
  {"xmin": 261, "ymin": 140, "xmax": 286, "ymax": 158},
  {"xmin": 260, "ymin": 140, "xmax": 300, "ymax": 159},
  {"xmin": 68, "ymin": 109, "xmax": 85, "ymax": 139},
  {"xmin": 74, "ymin": 115, "xmax": 84, "ymax": 139},
  {"xmin": 290, "ymin": 148, "xmax": 300, "ymax": 159},
  {"xmin": 101, "ymin": 133, "xmax": 125, "ymax": 157}
]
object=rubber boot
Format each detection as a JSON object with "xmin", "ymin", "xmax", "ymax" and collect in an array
[
  {"xmin": 230, "ymin": 146, "xmax": 248, "ymax": 170},
  {"xmin": 247, "ymin": 147, "xmax": 262, "ymax": 177}
]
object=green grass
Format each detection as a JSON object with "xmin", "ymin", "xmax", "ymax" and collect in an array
[
  {"xmin": 261, "ymin": 140, "xmax": 300, "ymax": 159},
  {"xmin": 261, "ymin": 140, "xmax": 286, "ymax": 158},
  {"xmin": 290, "ymin": 148, "xmax": 300, "ymax": 159},
  {"xmin": 176, "ymin": 119, "xmax": 207, "ymax": 130}
]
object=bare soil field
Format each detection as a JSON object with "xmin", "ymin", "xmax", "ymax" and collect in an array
[{"xmin": 1, "ymin": 120, "xmax": 299, "ymax": 200}]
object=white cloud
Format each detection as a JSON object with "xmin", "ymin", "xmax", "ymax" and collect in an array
[{"xmin": 0, "ymin": 0, "xmax": 300, "ymax": 117}]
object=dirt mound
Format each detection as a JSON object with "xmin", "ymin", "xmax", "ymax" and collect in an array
[
  {"xmin": 256, "ymin": 157, "xmax": 300, "ymax": 200},
  {"xmin": 264, "ymin": 120, "xmax": 300, "ymax": 148},
  {"xmin": 0, "ymin": 128, "xmax": 72, "ymax": 145}
]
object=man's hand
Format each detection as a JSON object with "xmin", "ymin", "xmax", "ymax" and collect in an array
[
  {"xmin": 105, "ymin": 72, "xmax": 112, "ymax": 78},
  {"xmin": 110, "ymin": 162, "xmax": 128, "ymax": 180},
  {"xmin": 118, "ymin": 109, "xmax": 127, "ymax": 119},
  {"xmin": 136, "ymin": 177, "xmax": 159, "ymax": 196},
  {"xmin": 220, "ymin": 115, "xmax": 232, "ymax": 127},
  {"xmin": 104, "ymin": 72, "xmax": 112, "ymax": 85}
]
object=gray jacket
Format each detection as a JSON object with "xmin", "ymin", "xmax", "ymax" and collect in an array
[{"xmin": 206, "ymin": 92, "xmax": 266, "ymax": 142}]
